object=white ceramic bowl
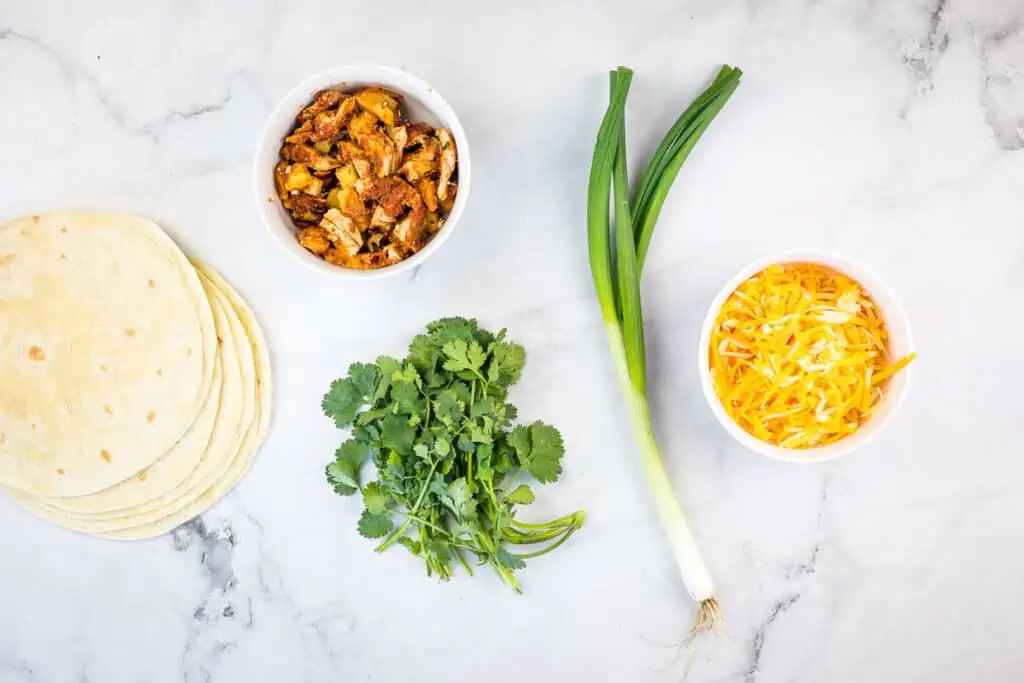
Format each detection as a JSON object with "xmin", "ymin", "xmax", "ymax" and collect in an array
[
  {"xmin": 254, "ymin": 64, "xmax": 471, "ymax": 278},
  {"xmin": 698, "ymin": 252, "xmax": 914, "ymax": 463}
]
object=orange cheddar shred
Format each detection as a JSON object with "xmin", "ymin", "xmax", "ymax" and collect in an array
[{"xmin": 709, "ymin": 263, "xmax": 915, "ymax": 449}]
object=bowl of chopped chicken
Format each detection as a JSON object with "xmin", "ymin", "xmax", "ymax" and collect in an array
[{"xmin": 255, "ymin": 64, "xmax": 469, "ymax": 276}]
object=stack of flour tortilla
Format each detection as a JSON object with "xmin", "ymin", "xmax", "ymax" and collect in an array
[{"xmin": 0, "ymin": 212, "xmax": 272, "ymax": 539}]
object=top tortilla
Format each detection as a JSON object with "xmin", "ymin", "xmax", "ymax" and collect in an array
[{"xmin": 0, "ymin": 212, "xmax": 217, "ymax": 497}]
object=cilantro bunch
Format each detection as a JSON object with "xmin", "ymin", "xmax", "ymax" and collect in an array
[{"xmin": 323, "ymin": 317, "xmax": 584, "ymax": 591}]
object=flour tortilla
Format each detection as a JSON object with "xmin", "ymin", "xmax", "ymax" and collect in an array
[
  {"xmin": 31, "ymin": 273, "xmax": 248, "ymax": 516},
  {"xmin": 97, "ymin": 262, "xmax": 273, "ymax": 540},
  {"xmin": 9, "ymin": 262, "xmax": 272, "ymax": 540},
  {"xmin": 8, "ymin": 269, "xmax": 255, "ymax": 533},
  {"xmin": 0, "ymin": 212, "xmax": 217, "ymax": 497}
]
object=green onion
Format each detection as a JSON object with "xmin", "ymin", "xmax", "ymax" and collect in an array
[{"xmin": 587, "ymin": 65, "xmax": 741, "ymax": 634}]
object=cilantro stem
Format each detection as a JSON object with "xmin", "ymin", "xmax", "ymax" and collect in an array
[
  {"xmin": 455, "ymin": 547, "xmax": 474, "ymax": 575},
  {"xmin": 509, "ymin": 511, "xmax": 582, "ymax": 530},
  {"xmin": 376, "ymin": 459, "xmax": 440, "ymax": 551},
  {"xmin": 502, "ymin": 528, "xmax": 567, "ymax": 544},
  {"xmin": 510, "ymin": 524, "xmax": 580, "ymax": 560}
]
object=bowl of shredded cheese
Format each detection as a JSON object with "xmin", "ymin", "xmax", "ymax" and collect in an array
[{"xmin": 699, "ymin": 253, "xmax": 916, "ymax": 462}]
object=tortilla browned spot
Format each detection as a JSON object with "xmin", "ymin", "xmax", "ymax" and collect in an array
[
  {"xmin": 28, "ymin": 346, "xmax": 46, "ymax": 361},
  {"xmin": 100, "ymin": 450, "xmax": 112, "ymax": 462}
]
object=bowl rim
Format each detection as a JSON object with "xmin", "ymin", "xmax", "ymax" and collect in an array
[
  {"xmin": 697, "ymin": 250, "xmax": 914, "ymax": 464},
  {"xmin": 253, "ymin": 63, "xmax": 471, "ymax": 279}
]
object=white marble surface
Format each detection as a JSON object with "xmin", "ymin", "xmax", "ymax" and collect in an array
[{"xmin": 1, "ymin": 1, "xmax": 1023, "ymax": 681}]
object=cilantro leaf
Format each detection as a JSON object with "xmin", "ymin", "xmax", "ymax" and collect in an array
[
  {"xmin": 468, "ymin": 419, "xmax": 493, "ymax": 444},
  {"xmin": 495, "ymin": 549, "xmax": 526, "ymax": 570},
  {"xmin": 362, "ymin": 481, "xmax": 388, "ymax": 515},
  {"xmin": 507, "ymin": 422, "xmax": 564, "ymax": 483},
  {"xmin": 376, "ymin": 355, "xmax": 402, "ymax": 376},
  {"xmin": 336, "ymin": 439, "xmax": 368, "ymax": 469},
  {"xmin": 488, "ymin": 341, "xmax": 526, "ymax": 387},
  {"xmin": 326, "ymin": 461, "xmax": 357, "ymax": 495},
  {"xmin": 507, "ymin": 425, "xmax": 531, "ymax": 459},
  {"xmin": 433, "ymin": 390, "xmax": 464, "ymax": 427},
  {"xmin": 442, "ymin": 478, "xmax": 477, "ymax": 520},
  {"xmin": 326, "ymin": 439, "xmax": 368, "ymax": 494},
  {"xmin": 504, "ymin": 484, "xmax": 535, "ymax": 505},
  {"xmin": 349, "ymin": 362, "xmax": 381, "ymax": 396},
  {"xmin": 381, "ymin": 414, "xmax": 416, "ymax": 454},
  {"xmin": 391, "ymin": 380, "xmax": 423, "ymax": 415},
  {"xmin": 524, "ymin": 422, "xmax": 564, "ymax": 483},
  {"xmin": 425, "ymin": 538, "xmax": 452, "ymax": 562},
  {"xmin": 322, "ymin": 378, "xmax": 366, "ymax": 428},
  {"xmin": 357, "ymin": 510, "xmax": 394, "ymax": 539},
  {"xmin": 441, "ymin": 339, "xmax": 487, "ymax": 374}
]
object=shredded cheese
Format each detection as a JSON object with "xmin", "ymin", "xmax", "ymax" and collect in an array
[{"xmin": 709, "ymin": 263, "xmax": 916, "ymax": 449}]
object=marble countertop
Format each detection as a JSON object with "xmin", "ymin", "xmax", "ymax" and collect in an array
[{"xmin": 2, "ymin": 1, "xmax": 1022, "ymax": 681}]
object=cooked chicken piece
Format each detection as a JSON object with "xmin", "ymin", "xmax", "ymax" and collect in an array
[
  {"xmin": 320, "ymin": 209, "xmax": 362, "ymax": 256},
  {"xmin": 297, "ymin": 89, "xmax": 345, "ymax": 122},
  {"xmin": 352, "ymin": 158, "xmax": 372, "ymax": 178},
  {"xmin": 417, "ymin": 178, "xmax": 439, "ymax": 212},
  {"xmin": 383, "ymin": 243, "xmax": 405, "ymax": 264},
  {"xmin": 399, "ymin": 146, "xmax": 438, "ymax": 182},
  {"xmin": 405, "ymin": 123, "xmax": 433, "ymax": 148},
  {"xmin": 292, "ymin": 210, "xmax": 323, "ymax": 223},
  {"xmin": 336, "ymin": 141, "xmax": 373, "ymax": 178},
  {"xmin": 436, "ymin": 128, "xmax": 457, "ymax": 201},
  {"xmin": 327, "ymin": 184, "xmax": 367, "ymax": 218},
  {"xmin": 312, "ymin": 97, "xmax": 356, "ymax": 142},
  {"xmin": 354, "ymin": 88, "xmax": 401, "ymax": 128},
  {"xmin": 323, "ymin": 248, "xmax": 351, "ymax": 267},
  {"xmin": 298, "ymin": 226, "xmax": 332, "ymax": 255},
  {"xmin": 353, "ymin": 251, "xmax": 394, "ymax": 269},
  {"xmin": 353, "ymin": 177, "xmax": 372, "ymax": 197},
  {"xmin": 390, "ymin": 126, "xmax": 408, "ymax": 154},
  {"xmin": 335, "ymin": 164, "xmax": 359, "ymax": 188},
  {"xmin": 355, "ymin": 131, "xmax": 400, "ymax": 177},
  {"xmin": 391, "ymin": 215, "xmax": 423, "ymax": 252},
  {"xmin": 366, "ymin": 232, "xmax": 386, "ymax": 251},
  {"xmin": 281, "ymin": 192, "xmax": 327, "ymax": 215},
  {"xmin": 282, "ymin": 143, "xmax": 340, "ymax": 172},
  {"xmin": 348, "ymin": 110, "xmax": 379, "ymax": 137},
  {"xmin": 369, "ymin": 204, "xmax": 395, "ymax": 228},
  {"xmin": 284, "ymin": 119, "xmax": 314, "ymax": 144},
  {"xmin": 364, "ymin": 176, "xmax": 426, "ymax": 226}
]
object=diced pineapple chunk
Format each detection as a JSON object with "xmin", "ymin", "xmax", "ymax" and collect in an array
[
  {"xmin": 355, "ymin": 88, "xmax": 400, "ymax": 128},
  {"xmin": 283, "ymin": 164, "xmax": 314, "ymax": 192}
]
